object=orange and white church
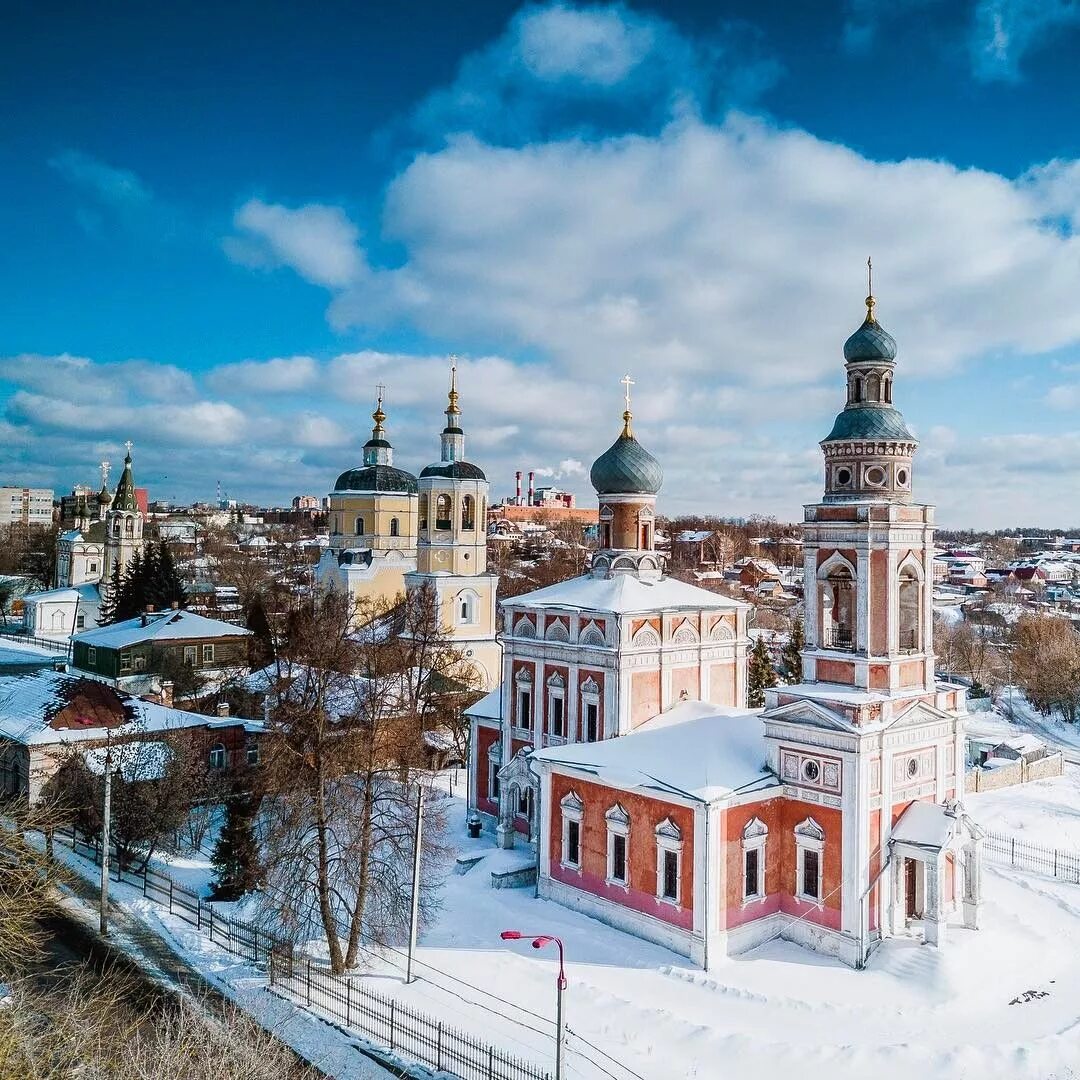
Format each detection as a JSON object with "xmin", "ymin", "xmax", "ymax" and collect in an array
[{"xmin": 466, "ymin": 287, "xmax": 984, "ymax": 970}]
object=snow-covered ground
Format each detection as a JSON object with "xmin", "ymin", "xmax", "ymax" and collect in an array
[
  {"xmin": 356, "ymin": 775, "xmax": 1080, "ymax": 1080},
  {"xmin": 968, "ymin": 764, "xmax": 1080, "ymax": 849},
  {"xmin": 967, "ymin": 692, "xmax": 1080, "ymax": 755},
  {"xmin": 39, "ymin": 762, "xmax": 1080, "ymax": 1080}
]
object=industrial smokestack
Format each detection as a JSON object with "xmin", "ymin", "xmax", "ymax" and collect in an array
[
  {"xmin": 515, "ymin": 471, "xmax": 522, "ymax": 504},
  {"xmin": 528, "ymin": 471, "xmax": 535, "ymax": 505}
]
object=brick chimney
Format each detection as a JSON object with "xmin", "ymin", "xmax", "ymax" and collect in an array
[
  {"xmin": 170, "ymin": 600, "xmax": 179, "ymax": 610},
  {"xmin": 216, "ymin": 701, "xmax": 230, "ymax": 718},
  {"xmin": 160, "ymin": 680, "xmax": 174, "ymax": 708}
]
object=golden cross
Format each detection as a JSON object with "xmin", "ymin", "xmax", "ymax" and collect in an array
[{"xmin": 867, "ymin": 255, "xmax": 873, "ymax": 297}]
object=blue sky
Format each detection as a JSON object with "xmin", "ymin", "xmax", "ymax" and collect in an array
[{"xmin": 3, "ymin": 0, "xmax": 1080, "ymax": 526}]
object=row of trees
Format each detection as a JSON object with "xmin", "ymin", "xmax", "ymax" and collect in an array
[
  {"xmin": 936, "ymin": 610, "xmax": 1080, "ymax": 722},
  {"xmin": 98, "ymin": 541, "xmax": 187, "ymax": 624},
  {"xmin": 747, "ymin": 619, "xmax": 805, "ymax": 707}
]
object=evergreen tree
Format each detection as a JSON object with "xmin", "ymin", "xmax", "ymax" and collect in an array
[
  {"xmin": 113, "ymin": 550, "xmax": 145, "ymax": 623},
  {"xmin": 211, "ymin": 790, "xmax": 262, "ymax": 901},
  {"xmin": 245, "ymin": 592, "xmax": 275, "ymax": 669},
  {"xmin": 782, "ymin": 618, "xmax": 805, "ymax": 683},
  {"xmin": 97, "ymin": 561, "xmax": 124, "ymax": 625},
  {"xmin": 144, "ymin": 541, "xmax": 186, "ymax": 610},
  {"xmin": 747, "ymin": 634, "xmax": 778, "ymax": 708}
]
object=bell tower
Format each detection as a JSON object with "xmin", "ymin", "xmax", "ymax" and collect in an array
[
  {"xmin": 802, "ymin": 268, "xmax": 935, "ymax": 695},
  {"xmin": 103, "ymin": 443, "xmax": 144, "ymax": 586},
  {"xmin": 405, "ymin": 361, "xmax": 501, "ymax": 690}
]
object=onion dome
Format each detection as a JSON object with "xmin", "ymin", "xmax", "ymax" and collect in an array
[
  {"xmin": 843, "ymin": 295, "xmax": 897, "ymax": 362},
  {"xmin": 97, "ymin": 483, "xmax": 112, "ymax": 507},
  {"xmin": 333, "ymin": 465, "xmax": 417, "ymax": 493},
  {"xmin": 335, "ymin": 391, "xmax": 419, "ymax": 492},
  {"xmin": 590, "ymin": 381, "xmax": 663, "ymax": 496},
  {"xmin": 420, "ymin": 460, "xmax": 486, "ymax": 481}
]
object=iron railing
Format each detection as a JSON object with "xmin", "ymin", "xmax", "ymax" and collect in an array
[
  {"xmin": 49, "ymin": 825, "xmax": 551, "ymax": 1080},
  {"xmin": 822, "ymin": 625, "xmax": 854, "ymax": 651},
  {"xmin": 983, "ymin": 829, "xmax": 1080, "ymax": 885}
]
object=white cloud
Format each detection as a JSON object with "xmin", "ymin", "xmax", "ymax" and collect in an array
[
  {"xmin": 971, "ymin": 0, "xmax": 1080, "ymax": 81},
  {"xmin": 0, "ymin": 354, "xmax": 195, "ymax": 403},
  {"xmin": 49, "ymin": 150, "xmax": 152, "ymax": 207},
  {"xmin": 207, "ymin": 355, "xmax": 320, "ymax": 395},
  {"xmin": 224, "ymin": 199, "xmax": 365, "ymax": 288}
]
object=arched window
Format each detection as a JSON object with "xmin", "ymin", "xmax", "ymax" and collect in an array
[
  {"xmin": 866, "ymin": 374, "xmax": 880, "ymax": 402},
  {"xmin": 209, "ymin": 743, "xmax": 226, "ymax": 770},
  {"xmin": 898, "ymin": 563, "xmax": 922, "ymax": 653},
  {"xmin": 125, "ymin": 518, "xmax": 134, "ymax": 535},
  {"xmin": 641, "ymin": 522, "xmax": 652, "ymax": 549},
  {"xmin": 458, "ymin": 589, "xmax": 478, "ymax": 626},
  {"xmin": 820, "ymin": 561, "xmax": 855, "ymax": 651},
  {"xmin": 389, "ymin": 517, "xmax": 400, "ymax": 538},
  {"xmin": 883, "ymin": 376, "xmax": 893, "ymax": 404},
  {"xmin": 852, "ymin": 377, "xmax": 863, "ymax": 404},
  {"xmin": 354, "ymin": 515, "xmax": 366, "ymax": 536},
  {"xmin": 418, "ymin": 495, "xmax": 428, "ymax": 531},
  {"xmin": 461, "ymin": 495, "xmax": 475, "ymax": 530},
  {"xmin": 436, "ymin": 494, "xmax": 452, "ymax": 530},
  {"xmin": 601, "ymin": 523, "xmax": 612, "ymax": 548}
]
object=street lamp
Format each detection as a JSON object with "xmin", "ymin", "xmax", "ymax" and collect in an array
[{"xmin": 500, "ymin": 930, "xmax": 567, "ymax": 1080}]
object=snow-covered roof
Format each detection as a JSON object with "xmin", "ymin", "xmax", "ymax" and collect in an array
[
  {"xmin": 533, "ymin": 702, "xmax": 777, "ymax": 803},
  {"xmin": 508, "ymin": 573, "xmax": 746, "ymax": 615},
  {"xmin": 85, "ymin": 739, "xmax": 173, "ymax": 781},
  {"xmin": 0, "ymin": 667, "xmax": 260, "ymax": 747},
  {"xmin": 74, "ymin": 609, "xmax": 252, "ymax": 648},
  {"xmin": 994, "ymin": 734, "xmax": 1046, "ymax": 755},
  {"xmin": 23, "ymin": 583, "xmax": 101, "ymax": 606},
  {"xmin": 891, "ymin": 801, "xmax": 962, "ymax": 849},
  {"xmin": 466, "ymin": 685, "xmax": 502, "ymax": 721}
]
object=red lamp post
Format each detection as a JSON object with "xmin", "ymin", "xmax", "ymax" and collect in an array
[{"xmin": 500, "ymin": 930, "xmax": 567, "ymax": 1080}]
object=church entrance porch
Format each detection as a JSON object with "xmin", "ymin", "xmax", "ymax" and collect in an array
[
  {"xmin": 888, "ymin": 800, "xmax": 983, "ymax": 947},
  {"xmin": 496, "ymin": 748, "xmax": 540, "ymax": 850}
]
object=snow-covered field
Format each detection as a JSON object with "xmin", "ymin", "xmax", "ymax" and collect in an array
[
  {"xmin": 360, "ymin": 775, "xmax": 1080, "ymax": 1080},
  {"xmin": 969, "ymin": 763, "xmax": 1080, "ymax": 849}
]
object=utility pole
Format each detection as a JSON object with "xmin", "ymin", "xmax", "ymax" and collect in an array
[
  {"xmin": 406, "ymin": 783, "xmax": 424, "ymax": 983},
  {"xmin": 100, "ymin": 744, "xmax": 113, "ymax": 935}
]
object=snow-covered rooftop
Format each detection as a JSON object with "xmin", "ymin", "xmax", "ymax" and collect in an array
[
  {"xmin": 891, "ymin": 801, "xmax": 962, "ymax": 850},
  {"xmin": 534, "ymin": 702, "xmax": 777, "ymax": 803},
  {"xmin": 22, "ymin": 582, "xmax": 101, "ymax": 605},
  {"xmin": 74, "ymin": 609, "xmax": 252, "ymax": 648},
  {"xmin": 466, "ymin": 685, "xmax": 502, "ymax": 721},
  {"xmin": 0, "ymin": 667, "xmax": 260, "ymax": 747},
  {"xmin": 508, "ymin": 573, "xmax": 746, "ymax": 615}
]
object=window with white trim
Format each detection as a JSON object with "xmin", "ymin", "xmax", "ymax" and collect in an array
[
  {"xmin": 741, "ymin": 817, "xmax": 768, "ymax": 901},
  {"xmin": 546, "ymin": 673, "xmax": 565, "ymax": 739},
  {"xmin": 605, "ymin": 803, "xmax": 630, "ymax": 886},
  {"xmin": 794, "ymin": 817, "xmax": 825, "ymax": 903},
  {"xmin": 515, "ymin": 669, "xmax": 533, "ymax": 729},
  {"xmin": 183, "ymin": 645, "xmax": 197, "ymax": 666},
  {"xmin": 655, "ymin": 818, "xmax": 683, "ymax": 904},
  {"xmin": 487, "ymin": 741, "xmax": 501, "ymax": 801},
  {"xmin": 560, "ymin": 791, "xmax": 583, "ymax": 869},
  {"xmin": 202, "ymin": 643, "xmax": 215, "ymax": 663},
  {"xmin": 87, "ymin": 646, "xmax": 96, "ymax": 665},
  {"xmin": 209, "ymin": 743, "xmax": 226, "ymax": 770},
  {"xmin": 581, "ymin": 677, "xmax": 600, "ymax": 741}
]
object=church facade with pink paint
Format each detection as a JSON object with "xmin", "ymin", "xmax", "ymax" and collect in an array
[{"xmin": 466, "ymin": 289, "xmax": 984, "ymax": 969}]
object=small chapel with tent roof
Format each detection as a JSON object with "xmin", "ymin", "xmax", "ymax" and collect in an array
[{"xmin": 466, "ymin": 274, "xmax": 984, "ymax": 969}]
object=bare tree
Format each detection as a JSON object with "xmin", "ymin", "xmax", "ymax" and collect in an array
[
  {"xmin": 257, "ymin": 590, "xmax": 449, "ymax": 974},
  {"xmin": 1011, "ymin": 613, "xmax": 1080, "ymax": 721}
]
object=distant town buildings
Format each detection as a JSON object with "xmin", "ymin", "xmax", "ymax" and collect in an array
[{"xmin": 0, "ymin": 486, "xmax": 54, "ymax": 527}]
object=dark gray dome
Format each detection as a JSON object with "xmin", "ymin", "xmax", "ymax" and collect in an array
[
  {"xmin": 844, "ymin": 317, "xmax": 897, "ymax": 362},
  {"xmin": 823, "ymin": 406, "xmax": 915, "ymax": 443},
  {"xmin": 334, "ymin": 465, "xmax": 417, "ymax": 493},
  {"xmin": 590, "ymin": 433, "xmax": 663, "ymax": 496},
  {"xmin": 420, "ymin": 461, "xmax": 487, "ymax": 481}
]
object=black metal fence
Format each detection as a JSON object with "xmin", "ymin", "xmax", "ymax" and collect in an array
[
  {"xmin": 984, "ymin": 829, "xmax": 1080, "ymax": 884},
  {"xmin": 0, "ymin": 628, "xmax": 72, "ymax": 656},
  {"xmin": 270, "ymin": 955, "xmax": 550, "ymax": 1080},
  {"xmin": 51, "ymin": 825, "xmax": 551, "ymax": 1080}
]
